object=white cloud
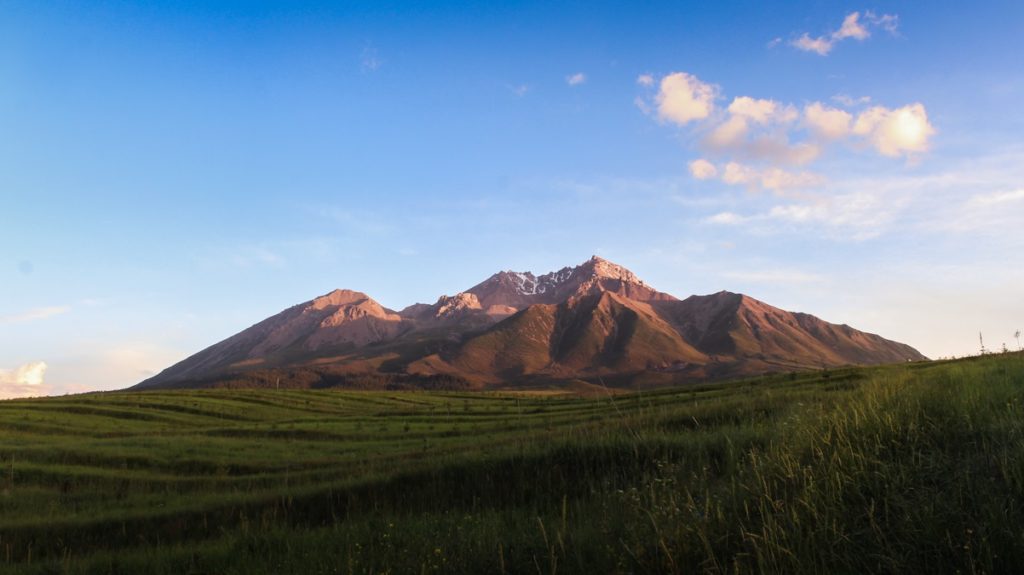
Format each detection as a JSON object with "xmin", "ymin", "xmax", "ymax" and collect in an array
[
  {"xmin": 510, "ymin": 84, "xmax": 529, "ymax": 97},
  {"xmin": 636, "ymin": 74, "xmax": 654, "ymax": 87},
  {"xmin": 704, "ymin": 97, "xmax": 811, "ymax": 165},
  {"xmin": 0, "ymin": 361, "xmax": 49, "ymax": 400},
  {"xmin": 721, "ymin": 162, "xmax": 825, "ymax": 192},
  {"xmin": 852, "ymin": 103, "xmax": 936, "ymax": 157},
  {"xmin": 804, "ymin": 102, "xmax": 853, "ymax": 139},
  {"xmin": 689, "ymin": 159, "xmax": 718, "ymax": 180},
  {"xmin": 639, "ymin": 73, "xmax": 935, "ymax": 191},
  {"xmin": 566, "ymin": 72, "xmax": 586, "ymax": 86},
  {"xmin": 834, "ymin": 12, "xmax": 870, "ymax": 41},
  {"xmin": 790, "ymin": 11, "xmax": 899, "ymax": 56},
  {"xmin": 706, "ymin": 97, "xmax": 793, "ymax": 148},
  {"xmin": 0, "ymin": 306, "xmax": 71, "ymax": 324},
  {"xmin": 702, "ymin": 95, "xmax": 929, "ymax": 167},
  {"xmin": 728, "ymin": 96, "xmax": 797, "ymax": 124},
  {"xmin": 706, "ymin": 115, "xmax": 749, "ymax": 148},
  {"xmin": 792, "ymin": 34, "xmax": 834, "ymax": 56},
  {"xmin": 705, "ymin": 127, "xmax": 821, "ymax": 166},
  {"xmin": 652, "ymin": 72, "xmax": 717, "ymax": 125},
  {"xmin": 688, "ymin": 158, "xmax": 825, "ymax": 193},
  {"xmin": 721, "ymin": 162, "xmax": 758, "ymax": 187}
]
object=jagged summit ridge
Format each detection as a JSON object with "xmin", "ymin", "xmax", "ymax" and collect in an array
[
  {"xmin": 433, "ymin": 292, "xmax": 482, "ymax": 318},
  {"xmin": 465, "ymin": 256, "xmax": 672, "ymax": 310},
  {"xmin": 488, "ymin": 256, "xmax": 647, "ymax": 297}
]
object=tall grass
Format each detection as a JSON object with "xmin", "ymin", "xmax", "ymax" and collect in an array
[{"xmin": 0, "ymin": 354, "xmax": 1021, "ymax": 573}]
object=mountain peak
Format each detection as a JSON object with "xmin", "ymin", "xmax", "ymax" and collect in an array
[
  {"xmin": 433, "ymin": 292, "xmax": 482, "ymax": 318},
  {"xmin": 310, "ymin": 289, "xmax": 371, "ymax": 310},
  {"xmin": 575, "ymin": 255, "xmax": 646, "ymax": 285}
]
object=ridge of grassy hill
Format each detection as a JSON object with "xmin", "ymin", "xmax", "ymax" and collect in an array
[{"xmin": 1, "ymin": 353, "xmax": 1022, "ymax": 573}]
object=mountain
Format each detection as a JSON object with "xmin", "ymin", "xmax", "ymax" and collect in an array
[
  {"xmin": 134, "ymin": 256, "xmax": 926, "ymax": 390},
  {"xmin": 139, "ymin": 289, "xmax": 410, "ymax": 385}
]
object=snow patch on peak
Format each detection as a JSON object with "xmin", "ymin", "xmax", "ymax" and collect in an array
[
  {"xmin": 511, "ymin": 272, "xmax": 539, "ymax": 295},
  {"xmin": 502, "ymin": 267, "xmax": 577, "ymax": 296}
]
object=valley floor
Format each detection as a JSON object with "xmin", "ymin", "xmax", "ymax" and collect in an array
[{"xmin": 1, "ymin": 354, "xmax": 1023, "ymax": 573}]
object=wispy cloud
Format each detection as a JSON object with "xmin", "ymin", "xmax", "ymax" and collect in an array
[
  {"xmin": 313, "ymin": 206, "xmax": 395, "ymax": 235},
  {"xmin": 0, "ymin": 306, "xmax": 71, "ymax": 324},
  {"xmin": 722, "ymin": 269, "xmax": 826, "ymax": 285},
  {"xmin": 832, "ymin": 94, "xmax": 872, "ymax": 107},
  {"xmin": 703, "ymin": 211, "xmax": 747, "ymax": 225},
  {"xmin": 967, "ymin": 188, "xmax": 1024, "ymax": 208},
  {"xmin": 360, "ymin": 45, "xmax": 382, "ymax": 71},
  {"xmin": 703, "ymin": 191, "xmax": 901, "ymax": 241},
  {"xmin": 227, "ymin": 247, "xmax": 285, "ymax": 268},
  {"xmin": 566, "ymin": 72, "xmax": 586, "ymax": 86},
  {"xmin": 509, "ymin": 84, "xmax": 530, "ymax": 97},
  {"xmin": 791, "ymin": 11, "xmax": 899, "ymax": 56},
  {"xmin": 937, "ymin": 188, "xmax": 1024, "ymax": 234},
  {"xmin": 699, "ymin": 148, "xmax": 1024, "ymax": 242}
]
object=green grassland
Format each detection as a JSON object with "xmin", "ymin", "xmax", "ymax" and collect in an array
[{"xmin": 1, "ymin": 354, "xmax": 1023, "ymax": 574}]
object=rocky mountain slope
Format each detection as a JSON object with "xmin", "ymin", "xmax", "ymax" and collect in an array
[{"xmin": 134, "ymin": 256, "xmax": 926, "ymax": 390}]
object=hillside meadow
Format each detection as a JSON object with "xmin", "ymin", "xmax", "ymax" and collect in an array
[{"xmin": 0, "ymin": 353, "xmax": 1022, "ymax": 574}]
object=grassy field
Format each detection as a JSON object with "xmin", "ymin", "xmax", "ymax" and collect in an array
[{"xmin": 1, "ymin": 354, "xmax": 1022, "ymax": 574}]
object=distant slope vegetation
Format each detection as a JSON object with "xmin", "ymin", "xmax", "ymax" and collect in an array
[
  {"xmin": 4, "ymin": 353, "xmax": 1024, "ymax": 573},
  {"xmin": 135, "ymin": 256, "xmax": 925, "ymax": 390}
]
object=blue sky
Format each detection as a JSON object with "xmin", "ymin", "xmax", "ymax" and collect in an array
[{"xmin": 3, "ymin": 1, "xmax": 1023, "ymax": 396}]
